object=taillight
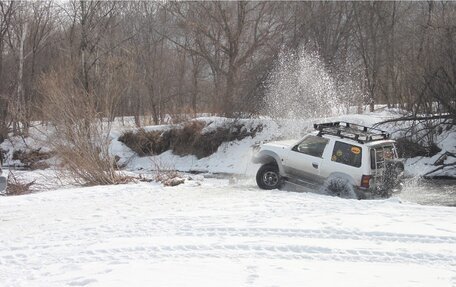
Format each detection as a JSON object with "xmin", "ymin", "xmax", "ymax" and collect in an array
[{"xmin": 361, "ymin": 175, "xmax": 371, "ymax": 188}]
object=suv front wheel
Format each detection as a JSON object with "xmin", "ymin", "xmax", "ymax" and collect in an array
[{"xmin": 256, "ymin": 164, "xmax": 282, "ymax": 190}]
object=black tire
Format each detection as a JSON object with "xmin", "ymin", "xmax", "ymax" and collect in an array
[
  {"xmin": 256, "ymin": 164, "xmax": 282, "ymax": 190},
  {"xmin": 322, "ymin": 177, "xmax": 357, "ymax": 199}
]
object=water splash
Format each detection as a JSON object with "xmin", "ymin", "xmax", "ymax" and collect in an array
[
  {"xmin": 262, "ymin": 46, "xmax": 366, "ymax": 121},
  {"xmin": 263, "ymin": 48, "xmax": 337, "ymax": 118}
]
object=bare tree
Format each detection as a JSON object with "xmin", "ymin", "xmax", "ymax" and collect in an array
[
  {"xmin": 0, "ymin": 0, "xmax": 454, "ymax": 145},
  {"xmin": 352, "ymin": 2, "xmax": 389, "ymax": 112},
  {"xmin": 26, "ymin": 1, "xmax": 54, "ymax": 121},
  {"xmin": 6, "ymin": 1, "xmax": 29, "ymax": 135},
  {"xmin": 170, "ymin": 2, "xmax": 286, "ymax": 116},
  {"xmin": 39, "ymin": 64, "xmax": 130, "ymax": 185},
  {"xmin": 0, "ymin": 1, "xmax": 14, "ymax": 142},
  {"xmin": 418, "ymin": 2, "xmax": 456, "ymax": 121}
]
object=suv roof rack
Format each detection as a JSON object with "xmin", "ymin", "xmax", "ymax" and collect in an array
[{"xmin": 314, "ymin": 121, "xmax": 390, "ymax": 143}]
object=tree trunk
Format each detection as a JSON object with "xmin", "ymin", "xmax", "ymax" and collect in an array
[
  {"xmin": 224, "ymin": 66, "xmax": 237, "ymax": 117},
  {"xmin": 14, "ymin": 21, "xmax": 27, "ymax": 135},
  {"xmin": 192, "ymin": 67, "xmax": 198, "ymax": 115},
  {"xmin": 0, "ymin": 40, "xmax": 7, "ymax": 142},
  {"xmin": 80, "ymin": 0, "xmax": 89, "ymax": 93}
]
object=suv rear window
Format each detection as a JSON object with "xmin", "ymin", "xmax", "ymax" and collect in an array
[{"xmin": 331, "ymin": 141, "xmax": 362, "ymax": 168}]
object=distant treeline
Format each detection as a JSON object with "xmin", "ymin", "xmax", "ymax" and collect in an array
[{"xmin": 0, "ymin": 1, "xmax": 455, "ymax": 139}]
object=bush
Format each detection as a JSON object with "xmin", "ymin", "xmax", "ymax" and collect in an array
[
  {"xmin": 395, "ymin": 138, "xmax": 441, "ymax": 158},
  {"xmin": 119, "ymin": 120, "xmax": 263, "ymax": 159},
  {"xmin": 4, "ymin": 172, "xmax": 35, "ymax": 196},
  {"xmin": 39, "ymin": 65, "xmax": 132, "ymax": 186},
  {"xmin": 119, "ymin": 129, "xmax": 167, "ymax": 156},
  {"xmin": 12, "ymin": 149, "xmax": 54, "ymax": 170},
  {"xmin": 154, "ymin": 170, "xmax": 185, "ymax": 186},
  {"xmin": 168, "ymin": 121, "xmax": 206, "ymax": 157}
]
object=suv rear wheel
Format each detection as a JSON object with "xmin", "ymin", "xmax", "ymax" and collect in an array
[
  {"xmin": 322, "ymin": 177, "xmax": 357, "ymax": 199},
  {"xmin": 256, "ymin": 164, "xmax": 281, "ymax": 190}
]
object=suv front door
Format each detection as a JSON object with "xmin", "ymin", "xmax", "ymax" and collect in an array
[{"xmin": 283, "ymin": 135, "xmax": 329, "ymax": 184}]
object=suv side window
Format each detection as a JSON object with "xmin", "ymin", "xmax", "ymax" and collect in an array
[
  {"xmin": 293, "ymin": 136, "xmax": 329, "ymax": 158},
  {"xmin": 331, "ymin": 141, "xmax": 362, "ymax": 168}
]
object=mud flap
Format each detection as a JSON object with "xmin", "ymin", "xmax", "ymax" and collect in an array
[{"xmin": 0, "ymin": 176, "xmax": 6, "ymax": 193}]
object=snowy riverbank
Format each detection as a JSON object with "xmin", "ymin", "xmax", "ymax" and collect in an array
[
  {"xmin": 1, "ymin": 110, "xmax": 455, "ymax": 179},
  {"xmin": 0, "ymin": 180, "xmax": 455, "ymax": 287}
]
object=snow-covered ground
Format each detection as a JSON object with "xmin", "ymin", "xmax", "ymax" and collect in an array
[
  {"xmin": 1, "ymin": 179, "xmax": 455, "ymax": 287},
  {"xmin": 0, "ymin": 110, "xmax": 455, "ymax": 286}
]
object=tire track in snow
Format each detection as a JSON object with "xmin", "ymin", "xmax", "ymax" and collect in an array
[
  {"xmin": 2, "ymin": 225, "xmax": 455, "ymax": 269},
  {"xmin": 1, "ymin": 243, "xmax": 455, "ymax": 267},
  {"xmin": 176, "ymin": 227, "xmax": 456, "ymax": 244},
  {"xmin": 13, "ymin": 224, "xmax": 455, "ymax": 247}
]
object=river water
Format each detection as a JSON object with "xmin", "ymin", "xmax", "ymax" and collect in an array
[{"xmin": 398, "ymin": 179, "xmax": 456, "ymax": 207}]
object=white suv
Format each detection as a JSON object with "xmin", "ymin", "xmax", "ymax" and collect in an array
[{"xmin": 252, "ymin": 122, "xmax": 404, "ymax": 199}]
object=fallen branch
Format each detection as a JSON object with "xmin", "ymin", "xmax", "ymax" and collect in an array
[
  {"xmin": 433, "ymin": 152, "xmax": 456, "ymax": 166},
  {"xmin": 423, "ymin": 162, "xmax": 456, "ymax": 179},
  {"xmin": 4, "ymin": 171, "xmax": 36, "ymax": 196},
  {"xmin": 373, "ymin": 114, "xmax": 453, "ymax": 127}
]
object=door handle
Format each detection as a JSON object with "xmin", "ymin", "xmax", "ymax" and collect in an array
[{"xmin": 312, "ymin": 162, "xmax": 319, "ymax": 169}]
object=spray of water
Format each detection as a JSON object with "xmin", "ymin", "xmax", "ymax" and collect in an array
[{"xmin": 261, "ymin": 46, "xmax": 364, "ymax": 137}]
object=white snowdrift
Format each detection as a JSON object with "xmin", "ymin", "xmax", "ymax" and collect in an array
[{"xmin": 0, "ymin": 180, "xmax": 455, "ymax": 287}]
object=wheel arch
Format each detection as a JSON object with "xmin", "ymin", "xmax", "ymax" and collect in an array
[
  {"xmin": 325, "ymin": 172, "xmax": 357, "ymax": 187},
  {"xmin": 322, "ymin": 172, "xmax": 358, "ymax": 199},
  {"xmin": 252, "ymin": 150, "xmax": 285, "ymax": 176}
]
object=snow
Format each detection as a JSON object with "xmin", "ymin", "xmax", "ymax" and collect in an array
[
  {"xmin": 0, "ymin": 110, "xmax": 455, "ymax": 286},
  {"xmin": 402, "ymin": 126, "xmax": 456, "ymax": 178},
  {"xmin": 0, "ymin": 180, "xmax": 455, "ymax": 286}
]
